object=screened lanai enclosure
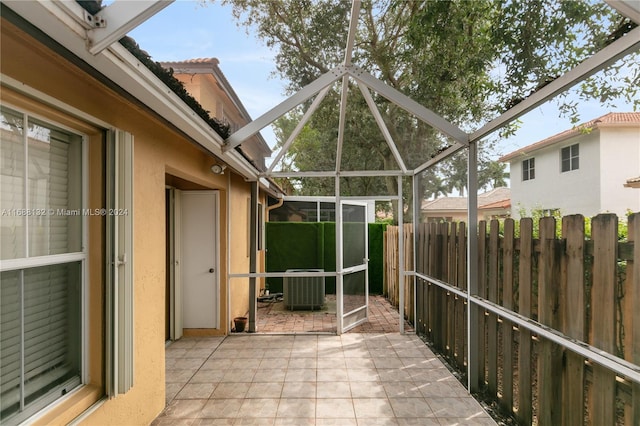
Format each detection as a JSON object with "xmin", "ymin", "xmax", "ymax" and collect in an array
[
  {"xmin": 221, "ymin": 0, "xmax": 640, "ymax": 408},
  {"xmin": 4, "ymin": 0, "xmax": 640, "ymax": 424}
]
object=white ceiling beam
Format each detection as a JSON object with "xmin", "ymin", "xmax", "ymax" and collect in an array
[
  {"xmin": 335, "ymin": 76, "xmax": 350, "ymax": 172},
  {"xmin": 414, "ymin": 143, "xmax": 467, "ymax": 175},
  {"xmin": 348, "ymin": 65, "xmax": 469, "ymax": 144},
  {"xmin": 357, "ymin": 81, "xmax": 408, "ymax": 172},
  {"xmin": 267, "ymin": 87, "xmax": 331, "ymax": 174},
  {"xmin": 266, "ymin": 170, "xmax": 407, "ymax": 178},
  {"xmin": 88, "ymin": 0, "xmax": 174, "ymax": 55},
  {"xmin": 224, "ymin": 66, "xmax": 347, "ymax": 152},
  {"xmin": 470, "ymin": 25, "xmax": 640, "ymax": 143},
  {"xmin": 605, "ymin": 0, "xmax": 640, "ymax": 23},
  {"xmin": 343, "ymin": 0, "xmax": 361, "ymax": 66}
]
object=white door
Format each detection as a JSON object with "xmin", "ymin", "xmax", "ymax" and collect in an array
[
  {"xmin": 181, "ymin": 191, "xmax": 219, "ymax": 328},
  {"xmin": 339, "ymin": 201, "xmax": 369, "ymax": 332}
]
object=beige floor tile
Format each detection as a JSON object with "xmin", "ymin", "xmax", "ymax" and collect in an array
[
  {"xmin": 253, "ymin": 368, "xmax": 287, "ymax": 383},
  {"xmin": 273, "ymin": 418, "xmax": 314, "ymax": 425},
  {"xmin": 189, "ymin": 369, "xmax": 225, "ymax": 384},
  {"xmin": 347, "ymin": 368, "xmax": 380, "ymax": 382},
  {"xmin": 315, "ymin": 419, "xmax": 358, "ymax": 426},
  {"xmin": 237, "ymin": 398, "xmax": 279, "ymax": 418},
  {"xmin": 284, "ymin": 368, "xmax": 316, "ymax": 382},
  {"xmin": 427, "ymin": 397, "xmax": 488, "ymax": 418},
  {"xmin": 211, "ymin": 382, "xmax": 251, "ymax": 399},
  {"xmin": 246, "ymin": 382, "xmax": 283, "ymax": 399},
  {"xmin": 396, "ymin": 419, "xmax": 440, "ymax": 425},
  {"xmin": 175, "ymin": 383, "xmax": 216, "ymax": 399},
  {"xmin": 276, "ymin": 398, "xmax": 315, "ymax": 418},
  {"xmin": 389, "ymin": 397, "xmax": 435, "ymax": 418},
  {"xmin": 383, "ymin": 382, "xmax": 423, "ymax": 399},
  {"xmin": 233, "ymin": 417, "xmax": 276, "ymax": 425},
  {"xmin": 287, "ymin": 357, "xmax": 317, "ymax": 369},
  {"xmin": 349, "ymin": 381, "xmax": 386, "ymax": 398},
  {"xmin": 436, "ymin": 418, "xmax": 497, "ymax": 425},
  {"xmin": 316, "ymin": 381, "xmax": 351, "ymax": 398},
  {"xmin": 317, "ymin": 367, "xmax": 348, "ymax": 382},
  {"xmin": 316, "ymin": 398, "xmax": 355, "ymax": 419},
  {"xmin": 281, "ymin": 381, "xmax": 316, "ymax": 398},
  {"xmin": 167, "ymin": 369, "xmax": 197, "ymax": 383},
  {"xmin": 353, "ymin": 398, "xmax": 395, "ymax": 418},
  {"xmin": 356, "ymin": 418, "xmax": 399, "ymax": 425},
  {"xmin": 200, "ymin": 399, "xmax": 243, "ymax": 419},
  {"xmin": 221, "ymin": 369, "xmax": 257, "ymax": 383},
  {"xmin": 162, "ymin": 399, "xmax": 207, "ymax": 419}
]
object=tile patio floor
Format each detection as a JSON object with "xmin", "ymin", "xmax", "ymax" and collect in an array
[
  {"xmin": 154, "ymin": 333, "xmax": 497, "ymax": 425},
  {"xmin": 256, "ymin": 295, "xmax": 414, "ymax": 334}
]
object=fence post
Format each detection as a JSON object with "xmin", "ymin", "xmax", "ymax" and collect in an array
[
  {"xmin": 537, "ymin": 216, "xmax": 562, "ymax": 425},
  {"xmin": 561, "ymin": 214, "xmax": 585, "ymax": 426},
  {"xmin": 517, "ymin": 218, "xmax": 533, "ymax": 426},
  {"xmin": 590, "ymin": 213, "xmax": 618, "ymax": 425},
  {"xmin": 626, "ymin": 213, "xmax": 639, "ymax": 423},
  {"xmin": 448, "ymin": 222, "xmax": 457, "ymax": 360}
]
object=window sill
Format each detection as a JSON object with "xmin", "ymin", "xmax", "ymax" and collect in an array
[{"xmin": 29, "ymin": 385, "xmax": 103, "ymax": 426}]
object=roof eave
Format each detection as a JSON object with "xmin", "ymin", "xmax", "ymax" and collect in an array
[{"xmin": 3, "ymin": 0, "xmax": 261, "ymax": 180}]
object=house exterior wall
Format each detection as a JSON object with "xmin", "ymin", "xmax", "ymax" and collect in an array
[
  {"xmin": 510, "ymin": 131, "xmax": 601, "ymax": 218},
  {"xmin": 1, "ymin": 18, "xmax": 258, "ymax": 425},
  {"xmin": 599, "ymin": 126, "xmax": 640, "ymax": 215}
]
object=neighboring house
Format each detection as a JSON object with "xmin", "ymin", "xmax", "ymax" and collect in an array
[
  {"xmin": 500, "ymin": 112, "xmax": 640, "ymax": 218},
  {"xmin": 0, "ymin": 2, "xmax": 280, "ymax": 425},
  {"xmin": 160, "ymin": 58, "xmax": 272, "ymax": 172},
  {"xmin": 421, "ymin": 187, "xmax": 511, "ymax": 222}
]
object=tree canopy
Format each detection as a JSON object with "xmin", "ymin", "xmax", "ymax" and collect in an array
[{"xmin": 221, "ymin": 0, "xmax": 638, "ymax": 207}]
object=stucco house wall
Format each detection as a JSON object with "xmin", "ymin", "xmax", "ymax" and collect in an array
[
  {"xmin": 600, "ymin": 126, "xmax": 640, "ymax": 215},
  {"xmin": 509, "ymin": 131, "xmax": 601, "ymax": 217},
  {"xmin": 502, "ymin": 113, "xmax": 640, "ymax": 219},
  {"xmin": 1, "ymin": 11, "xmax": 270, "ymax": 425}
]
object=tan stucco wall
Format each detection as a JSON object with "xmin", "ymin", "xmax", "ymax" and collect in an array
[{"xmin": 1, "ymin": 18, "xmax": 258, "ymax": 425}]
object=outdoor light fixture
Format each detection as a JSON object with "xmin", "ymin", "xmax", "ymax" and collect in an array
[{"xmin": 210, "ymin": 163, "xmax": 227, "ymax": 174}]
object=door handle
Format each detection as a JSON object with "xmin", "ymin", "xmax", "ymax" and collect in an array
[{"xmin": 209, "ymin": 268, "xmax": 215, "ymax": 273}]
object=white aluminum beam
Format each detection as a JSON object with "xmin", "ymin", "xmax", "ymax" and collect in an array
[
  {"xmin": 267, "ymin": 87, "xmax": 331, "ymax": 174},
  {"xmin": 89, "ymin": 1, "xmax": 174, "ymax": 55},
  {"xmin": 470, "ymin": 25, "xmax": 640, "ymax": 143},
  {"xmin": 266, "ymin": 170, "xmax": 406, "ymax": 178},
  {"xmin": 357, "ymin": 81, "xmax": 408, "ymax": 172},
  {"xmin": 467, "ymin": 142, "xmax": 479, "ymax": 391},
  {"xmin": 224, "ymin": 67, "xmax": 347, "ymax": 152},
  {"xmin": 343, "ymin": 0, "xmax": 361, "ymax": 66},
  {"xmin": 335, "ymin": 76, "xmax": 350, "ymax": 172},
  {"xmin": 605, "ymin": 0, "xmax": 640, "ymax": 23},
  {"xmin": 416, "ymin": 272, "xmax": 640, "ymax": 384},
  {"xmin": 348, "ymin": 65, "xmax": 469, "ymax": 144},
  {"xmin": 414, "ymin": 142, "xmax": 466, "ymax": 175}
]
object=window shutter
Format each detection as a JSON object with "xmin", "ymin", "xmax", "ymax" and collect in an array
[{"xmin": 105, "ymin": 129, "xmax": 134, "ymax": 396}]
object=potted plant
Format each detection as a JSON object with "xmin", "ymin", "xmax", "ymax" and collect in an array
[{"xmin": 233, "ymin": 316, "xmax": 248, "ymax": 332}]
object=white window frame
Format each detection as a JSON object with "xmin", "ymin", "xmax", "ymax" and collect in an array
[
  {"xmin": 561, "ymin": 143, "xmax": 579, "ymax": 172},
  {"xmin": 522, "ymin": 157, "xmax": 535, "ymax": 181},
  {"xmin": 0, "ymin": 104, "xmax": 88, "ymax": 423}
]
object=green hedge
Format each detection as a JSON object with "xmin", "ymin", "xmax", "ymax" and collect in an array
[{"xmin": 265, "ymin": 222, "xmax": 386, "ymax": 294}]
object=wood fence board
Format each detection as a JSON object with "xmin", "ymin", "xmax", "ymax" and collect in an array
[
  {"xmin": 537, "ymin": 217, "xmax": 562, "ymax": 425},
  {"xmin": 561, "ymin": 215, "xmax": 586, "ymax": 426},
  {"xmin": 518, "ymin": 218, "xmax": 533, "ymax": 426},
  {"xmin": 477, "ymin": 221, "xmax": 487, "ymax": 387},
  {"xmin": 501, "ymin": 218, "xmax": 514, "ymax": 413},
  {"xmin": 456, "ymin": 222, "xmax": 467, "ymax": 368},
  {"xmin": 590, "ymin": 214, "xmax": 618, "ymax": 426},
  {"xmin": 488, "ymin": 219, "xmax": 499, "ymax": 397},
  {"xmin": 448, "ymin": 223, "xmax": 457, "ymax": 359}
]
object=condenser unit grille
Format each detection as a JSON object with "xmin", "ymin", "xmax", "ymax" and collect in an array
[{"xmin": 284, "ymin": 269, "xmax": 325, "ymax": 310}]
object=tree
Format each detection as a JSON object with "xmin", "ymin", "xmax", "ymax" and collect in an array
[{"xmin": 221, "ymin": 0, "xmax": 638, "ymax": 220}]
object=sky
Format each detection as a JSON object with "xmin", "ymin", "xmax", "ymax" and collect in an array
[{"xmin": 127, "ymin": 0, "xmax": 637, "ymax": 164}]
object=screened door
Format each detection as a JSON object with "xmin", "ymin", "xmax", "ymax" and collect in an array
[{"xmin": 339, "ymin": 201, "xmax": 368, "ymax": 332}]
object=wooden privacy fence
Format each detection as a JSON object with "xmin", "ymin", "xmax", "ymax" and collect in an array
[{"xmin": 384, "ymin": 213, "xmax": 639, "ymax": 425}]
